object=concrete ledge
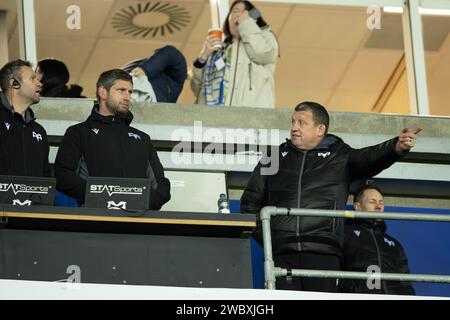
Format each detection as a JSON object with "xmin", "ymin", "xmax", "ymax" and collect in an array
[{"xmin": 33, "ymin": 98, "xmax": 450, "ymax": 137}]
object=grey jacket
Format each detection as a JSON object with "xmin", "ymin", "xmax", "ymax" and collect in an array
[{"xmin": 191, "ymin": 18, "xmax": 278, "ymax": 108}]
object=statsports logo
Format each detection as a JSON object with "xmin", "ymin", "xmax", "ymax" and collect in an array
[
  {"xmin": 0, "ymin": 183, "xmax": 50, "ymax": 195},
  {"xmin": 89, "ymin": 184, "xmax": 145, "ymax": 197}
]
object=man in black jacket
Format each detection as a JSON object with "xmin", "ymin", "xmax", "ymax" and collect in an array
[
  {"xmin": 240, "ymin": 101, "xmax": 421, "ymax": 292},
  {"xmin": 0, "ymin": 59, "xmax": 50, "ymax": 177},
  {"xmin": 55, "ymin": 69, "xmax": 170, "ymax": 210},
  {"xmin": 340, "ymin": 184, "xmax": 415, "ymax": 295}
]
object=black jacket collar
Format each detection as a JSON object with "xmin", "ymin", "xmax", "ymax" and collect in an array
[
  {"xmin": 346, "ymin": 217, "xmax": 387, "ymax": 233},
  {"xmin": 88, "ymin": 103, "xmax": 133, "ymax": 125},
  {"xmin": 286, "ymin": 134, "xmax": 341, "ymax": 152},
  {"xmin": 0, "ymin": 92, "xmax": 36, "ymax": 125}
]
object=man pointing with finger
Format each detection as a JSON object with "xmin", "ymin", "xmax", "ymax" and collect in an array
[
  {"xmin": 398, "ymin": 128, "xmax": 421, "ymax": 150},
  {"xmin": 241, "ymin": 101, "xmax": 421, "ymax": 292}
]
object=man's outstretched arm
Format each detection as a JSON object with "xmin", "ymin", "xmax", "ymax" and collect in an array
[{"xmin": 348, "ymin": 128, "xmax": 422, "ymax": 180}]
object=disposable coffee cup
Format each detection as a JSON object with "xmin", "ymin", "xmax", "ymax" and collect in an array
[{"xmin": 208, "ymin": 28, "xmax": 223, "ymax": 49}]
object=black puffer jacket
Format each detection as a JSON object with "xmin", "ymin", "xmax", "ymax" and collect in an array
[
  {"xmin": 0, "ymin": 93, "xmax": 50, "ymax": 177},
  {"xmin": 55, "ymin": 104, "xmax": 170, "ymax": 209},
  {"xmin": 340, "ymin": 218, "xmax": 415, "ymax": 295},
  {"xmin": 240, "ymin": 134, "xmax": 404, "ymax": 258}
]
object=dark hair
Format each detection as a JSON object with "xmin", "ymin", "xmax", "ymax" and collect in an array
[
  {"xmin": 223, "ymin": 0, "xmax": 269, "ymax": 45},
  {"xmin": 96, "ymin": 69, "xmax": 132, "ymax": 101},
  {"xmin": 294, "ymin": 101, "xmax": 330, "ymax": 134},
  {"xmin": 354, "ymin": 184, "xmax": 383, "ymax": 205},
  {"xmin": 66, "ymin": 84, "xmax": 86, "ymax": 98},
  {"xmin": 36, "ymin": 59, "xmax": 70, "ymax": 97},
  {"xmin": 0, "ymin": 59, "xmax": 32, "ymax": 94}
]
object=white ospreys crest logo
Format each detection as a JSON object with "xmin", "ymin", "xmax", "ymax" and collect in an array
[
  {"xmin": 92, "ymin": 128, "xmax": 100, "ymax": 135},
  {"xmin": 318, "ymin": 152, "xmax": 331, "ymax": 158},
  {"xmin": 13, "ymin": 199, "xmax": 32, "ymax": 206},
  {"xmin": 32, "ymin": 131, "xmax": 42, "ymax": 142},
  {"xmin": 128, "ymin": 132, "xmax": 141, "ymax": 140},
  {"xmin": 5, "ymin": 122, "xmax": 10, "ymax": 130},
  {"xmin": 107, "ymin": 201, "xmax": 127, "ymax": 210},
  {"xmin": 384, "ymin": 237, "xmax": 395, "ymax": 247},
  {"xmin": 354, "ymin": 230, "xmax": 361, "ymax": 237},
  {"xmin": 281, "ymin": 151, "xmax": 288, "ymax": 158}
]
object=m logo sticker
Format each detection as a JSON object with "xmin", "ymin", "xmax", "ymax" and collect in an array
[
  {"xmin": 13, "ymin": 199, "xmax": 32, "ymax": 206},
  {"xmin": 107, "ymin": 201, "xmax": 127, "ymax": 210}
]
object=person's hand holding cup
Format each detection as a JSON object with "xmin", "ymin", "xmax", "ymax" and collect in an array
[{"xmin": 198, "ymin": 28, "xmax": 223, "ymax": 62}]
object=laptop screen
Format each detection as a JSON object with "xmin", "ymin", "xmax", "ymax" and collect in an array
[
  {"xmin": 84, "ymin": 177, "xmax": 151, "ymax": 211},
  {"xmin": 0, "ymin": 175, "xmax": 56, "ymax": 206}
]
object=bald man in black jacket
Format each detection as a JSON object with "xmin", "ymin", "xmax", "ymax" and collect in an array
[
  {"xmin": 241, "ymin": 101, "xmax": 421, "ymax": 292},
  {"xmin": 340, "ymin": 184, "xmax": 415, "ymax": 295}
]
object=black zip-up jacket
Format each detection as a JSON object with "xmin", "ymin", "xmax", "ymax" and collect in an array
[
  {"xmin": 340, "ymin": 218, "xmax": 415, "ymax": 295},
  {"xmin": 55, "ymin": 104, "xmax": 171, "ymax": 210},
  {"xmin": 240, "ymin": 134, "xmax": 404, "ymax": 258},
  {"xmin": 0, "ymin": 93, "xmax": 50, "ymax": 177}
]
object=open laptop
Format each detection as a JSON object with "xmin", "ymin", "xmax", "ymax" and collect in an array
[
  {"xmin": 84, "ymin": 177, "xmax": 151, "ymax": 211},
  {"xmin": 0, "ymin": 175, "xmax": 56, "ymax": 206}
]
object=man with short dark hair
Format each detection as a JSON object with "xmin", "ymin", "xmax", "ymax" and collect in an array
[
  {"xmin": 0, "ymin": 59, "xmax": 50, "ymax": 176},
  {"xmin": 55, "ymin": 69, "xmax": 171, "ymax": 209},
  {"xmin": 340, "ymin": 184, "xmax": 415, "ymax": 295},
  {"xmin": 241, "ymin": 101, "xmax": 421, "ymax": 292}
]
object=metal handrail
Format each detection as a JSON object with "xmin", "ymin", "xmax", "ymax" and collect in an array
[{"xmin": 260, "ymin": 206, "xmax": 450, "ymax": 290}]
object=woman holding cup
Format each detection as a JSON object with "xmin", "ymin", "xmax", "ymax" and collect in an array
[{"xmin": 191, "ymin": 0, "xmax": 278, "ymax": 108}]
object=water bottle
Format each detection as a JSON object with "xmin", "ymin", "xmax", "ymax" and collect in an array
[{"xmin": 218, "ymin": 193, "xmax": 230, "ymax": 214}]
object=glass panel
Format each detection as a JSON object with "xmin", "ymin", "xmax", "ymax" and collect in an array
[
  {"xmin": 0, "ymin": 0, "xmax": 20, "ymax": 63},
  {"xmin": 422, "ymin": 12, "xmax": 450, "ymax": 116},
  {"xmin": 22, "ymin": 0, "xmax": 419, "ymax": 114},
  {"xmin": 255, "ymin": 2, "xmax": 411, "ymax": 113},
  {"xmin": 33, "ymin": 0, "xmax": 210, "ymax": 100}
]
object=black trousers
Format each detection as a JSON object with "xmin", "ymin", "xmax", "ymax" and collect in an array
[{"xmin": 274, "ymin": 252, "xmax": 342, "ymax": 292}]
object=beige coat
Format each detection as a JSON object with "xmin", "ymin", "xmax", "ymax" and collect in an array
[{"xmin": 191, "ymin": 18, "xmax": 278, "ymax": 108}]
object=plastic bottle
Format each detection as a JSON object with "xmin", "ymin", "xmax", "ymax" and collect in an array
[{"xmin": 218, "ymin": 193, "xmax": 230, "ymax": 214}]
